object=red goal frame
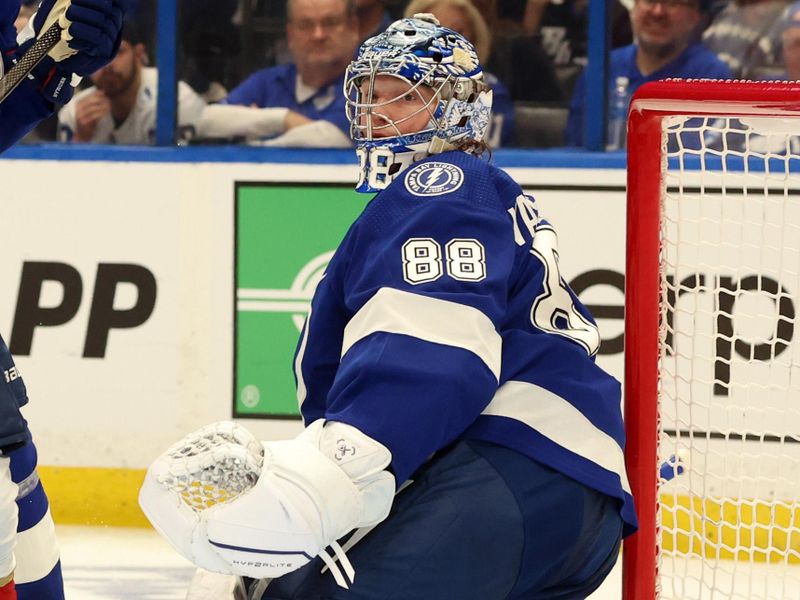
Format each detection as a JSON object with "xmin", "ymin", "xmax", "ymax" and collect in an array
[{"xmin": 622, "ymin": 79, "xmax": 800, "ymax": 600}]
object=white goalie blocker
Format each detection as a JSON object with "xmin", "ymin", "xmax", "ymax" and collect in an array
[{"xmin": 139, "ymin": 419, "xmax": 395, "ymax": 589}]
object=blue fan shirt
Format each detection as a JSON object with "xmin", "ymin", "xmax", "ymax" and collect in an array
[
  {"xmin": 565, "ymin": 42, "xmax": 732, "ymax": 147},
  {"xmin": 224, "ymin": 63, "xmax": 350, "ymax": 136}
]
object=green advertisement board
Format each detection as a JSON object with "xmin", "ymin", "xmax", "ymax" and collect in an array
[{"xmin": 235, "ymin": 183, "xmax": 371, "ymax": 417}]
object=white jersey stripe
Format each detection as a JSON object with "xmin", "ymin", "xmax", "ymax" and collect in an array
[
  {"xmin": 482, "ymin": 380, "xmax": 632, "ymax": 494},
  {"xmin": 341, "ymin": 287, "xmax": 502, "ymax": 381},
  {"xmin": 14, "ymin": 507, "xmax": 60, "ymax": 584}
]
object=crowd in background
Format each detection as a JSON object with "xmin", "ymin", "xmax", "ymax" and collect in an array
[{"xmin": 12, "ymin": 0, "xmax": 800, "ymax": 149}]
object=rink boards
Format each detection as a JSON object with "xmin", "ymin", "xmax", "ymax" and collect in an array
[{"xmin": 0, "ymin": 149, "xmax": 798, "ymax": 548}]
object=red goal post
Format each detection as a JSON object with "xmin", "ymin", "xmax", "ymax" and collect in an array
[{"xmin": 623, "ymin": 79, "xmax": 800, "ymax": 600}]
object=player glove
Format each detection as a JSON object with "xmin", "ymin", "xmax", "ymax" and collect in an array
[
  {"xmin": 16, "ymin": 0, "xmax": 127, "ymax": 104},
  {"xmin": 32, "ymin": 0, "xmax": 126, "ymax": 74},
  {"xmin": 139, "ymin": 420, "xmax": 396, "ymax": 589}
]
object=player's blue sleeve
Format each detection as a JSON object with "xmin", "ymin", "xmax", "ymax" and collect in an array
[
  {"xmin": 316, "ymin": 181, "xmax": 513, "ymax": 483},
  {"xmin": 0, "ymin": 0, "xmax": 21, "ymax": 54},
  {"xmin": 0, "ymin": 84, "xmax": 56, "ymax": 153},
  {"xmin": 0, "ymin": 3, "xmax": 56, "ymax": 153}
]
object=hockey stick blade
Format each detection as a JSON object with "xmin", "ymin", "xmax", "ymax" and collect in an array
[{"xmin": 0, "ymin": 22, "xmax": 62, "ymax": 104}]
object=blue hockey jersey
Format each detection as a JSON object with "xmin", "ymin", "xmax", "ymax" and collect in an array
[
  {"xmin": 294, "ymin": 150, "xmax": 637, "ymax": 535},
  {"xmin": 0, "ymin": 334, "xmax": 30, "ymax": 453}
]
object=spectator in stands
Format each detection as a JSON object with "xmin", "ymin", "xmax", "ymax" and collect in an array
[
  {"xmin": 126, "ymin": 0, "xmax": 241, "ymax": 101},
  {"xmin": 126, "ymin": 0, "xmax": 156, "ymax": 58},
  {"xmin": 457, "ymin": 0, "xmax": 564, "ymax": 102},
  {"xmin": 58, "ymin": 23, "xmax": 206, "ymax": 144},
  {"xmin": 403, "ymin": 0, "xmax": 517, "ymax": 146},
  {"xmin": 565, "ymin": 0, "xmax": 731, "ymax": 147},
  {"xmin": 470, "ymin": 0, "xmax": 498, "ymax": 31},
  {"xmin": 522, "ymin": 0, "xmax": 632, "ymax": 70},
  {"xmin": 355, "ymin": 0, "xmax": 392, "ymax": 41},
  {"xmin": 740, "ymin": 2, "xmax": 800, "ymax": 152},
  {"xmin": 180, "ymin": 0, "xmax": 241, "ymax": 102},
  {"xmin": 13, "ymin": 0, "xmax": 35, "ymax": 32},
  {"xmin": 703, "ymin": 0, "xmax": 789, "ymax": 79},
  {"xmin": 782, "ymin": 0, "xmax": 800, "ymax": 78},
  {"xmin": 722, "ymin": 0, "xmax": 800, "ymax": 154},
  {"xmin": 686, "ymin": 4, "xmax": 800, "ymax": 156},
  {"xmin": 197, "ymin": 0, "xmax": 357, "ymax": 147},
  {"xmin": 522, "ymin": 0, "xmax": 586, "ymax": 66}
]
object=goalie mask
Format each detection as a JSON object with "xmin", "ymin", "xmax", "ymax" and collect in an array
[{"xmin": 344, "ymin": 13, "xmax": 493, "ymax": 193}]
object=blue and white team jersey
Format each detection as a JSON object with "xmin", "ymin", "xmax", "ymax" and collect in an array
[
  {"xmin": 295, "ymin": 150, "xmax": 637, "ymax": 536},
  {"xmin": 0, "ymin": 334, "xmax": 30, "ymax": 452}
]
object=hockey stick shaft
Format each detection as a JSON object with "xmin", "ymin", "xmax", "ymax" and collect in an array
[{"xmin": 0, "ymin": 21, "xmax": 62, "ymax": 104}]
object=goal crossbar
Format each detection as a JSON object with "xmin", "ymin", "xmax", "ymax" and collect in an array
[{"xmin": 624, "ymin": 79, "xmax": 800, "ymax": 600}]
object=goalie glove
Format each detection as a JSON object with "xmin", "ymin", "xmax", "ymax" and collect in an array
[{"xmin": 139, "ymin": 420, "xmax": 395, "ymax": 589}]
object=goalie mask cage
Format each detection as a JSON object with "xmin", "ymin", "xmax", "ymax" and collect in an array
[{"xmin": 623, "ymin": 79, "xmax": 800, "ymax": 600}]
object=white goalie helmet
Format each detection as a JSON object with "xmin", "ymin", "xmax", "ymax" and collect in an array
[{"xmin": 344, "ymin": 13, "xmax": 493, "ymax": 193}]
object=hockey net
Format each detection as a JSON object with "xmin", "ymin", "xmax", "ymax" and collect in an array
[{"xmin": 624, "ymin": 80, "xmax": 800, "ymax": 600}]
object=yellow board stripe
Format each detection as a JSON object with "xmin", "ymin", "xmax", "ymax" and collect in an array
[
  {"xmin": 660, "ymin": 494, "xmax": 800, "ymax": 564},
  {"xmin": 39, "ymin": 466, "xmax": 150, "ymax": 528}
]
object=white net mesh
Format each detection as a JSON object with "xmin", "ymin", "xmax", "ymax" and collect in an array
[
  {"xmin": 155, "ymin": 421, "xmax": 265, "ymax": 512},
  {"xmin": 657, "ymin": 115, "xmax": 800, "ymax": 599}
]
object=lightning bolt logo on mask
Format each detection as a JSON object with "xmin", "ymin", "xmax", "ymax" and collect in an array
[{"xmin": 404, "ymin": 162, "xmax": 464, "ymax": 197}]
